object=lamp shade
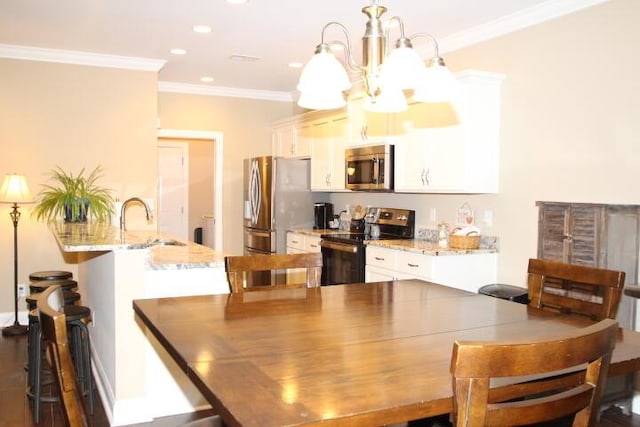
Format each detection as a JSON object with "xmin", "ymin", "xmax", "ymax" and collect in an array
[
  {"xmin": 297, "ymin": 50, "xmax": 352, "ymax": 93},
  {"xmin": 413, "ymin": 63, "xmax": 458, "ymax": 103},
  {"xmin": 298, "ymin": 89, "xmax": 347, "ymax": 110},
  {"xmin": 379, "ymin": 46, "xmax": 428, "ymax": 90},
  {"xmin": 0, "ymin": 174, "xmax": 35, "ymax": 204}
]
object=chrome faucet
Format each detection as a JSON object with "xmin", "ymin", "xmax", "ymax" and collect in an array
[{"xmin": 120, "ymin": 197, "xmax": 153, "ymax": 231}]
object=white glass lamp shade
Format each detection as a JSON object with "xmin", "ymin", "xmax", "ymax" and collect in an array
[
  {"xmin": 298, "ymin": 89, "xmax": 347, "ymax": 110},
  {"xmin": 364, "ymin": 86, "xmax": 408, "ymax": 113},
  {"xmin": 413, "ymin": 63, "xmax": 458, "ymax": 103},
  {"xmin": 297, "ymin": 51, "xmax": 351, "ymax": 93},
  {"xmin": 297, "ymin": 50, "xmax": 351, "ymax": 110},
  {"xmin": 379, "ymin": 46, "xmax": 428, "ymax": 90},
  {"xmin": 0, "ymin": 174, "xmax": 34, "ymax": 204}
]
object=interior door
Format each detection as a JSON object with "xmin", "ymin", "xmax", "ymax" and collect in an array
[{"xmin": 158, "ymin": 142, "xmax": 189, "ymax": 239}]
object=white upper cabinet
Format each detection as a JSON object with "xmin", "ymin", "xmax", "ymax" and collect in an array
[
  {"xmin": 310, "ymin": 115, "xmax": 348, "ymax": 191},
  {"xmin": 271, "ymin": 120, "xmax": 311, "ymax": 159},
  {"xmin": 345, "ymin": 97, "xmax": 392, "ymax": 147},
  {"xmin": 393, "ymin": 71, "xmax": 504, "ymax": 193}
]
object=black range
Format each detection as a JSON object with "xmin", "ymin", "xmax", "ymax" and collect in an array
[{"xmin": 320, "ymin": 207, "xmax": 415, "ymax": 285}]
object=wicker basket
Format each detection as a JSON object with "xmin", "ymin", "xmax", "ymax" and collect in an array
[{"xmin": 449, "ymin": 234, "xmax": 480, "ymax": 250}]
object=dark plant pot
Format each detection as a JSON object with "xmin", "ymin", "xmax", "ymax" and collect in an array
[{"xmin": 64, "ymin": 199, "xmax": 90, "ymax": 223}]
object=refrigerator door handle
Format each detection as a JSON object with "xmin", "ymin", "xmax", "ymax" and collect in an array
[{"xmin": 249, "ymin": 159, "xmax": 261, "ymax": 224}]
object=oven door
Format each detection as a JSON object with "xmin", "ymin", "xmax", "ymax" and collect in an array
[{"xmin": 320, "ymin": 240, "xmax": 365, "ymax": 285}]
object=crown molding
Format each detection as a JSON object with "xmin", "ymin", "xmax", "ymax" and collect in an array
[
  {"xmin": 434, "ymin": 0, "xmax": 610, "ymax": 54},
  {"xmin": 0, "ymin": 44, "xmax": 165, "ymax": 71},
  {"xmin": 158, "ymin": 81, "xmax": 294, "ymax": 103}
]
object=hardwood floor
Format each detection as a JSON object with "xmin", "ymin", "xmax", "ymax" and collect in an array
[
  {"xmin": 0, "ymin": 331, "xmax": 215, "ymax": 427},
  {"xmin": 1, "ymin": 330, "xmax": 639, "ymax": 426}
]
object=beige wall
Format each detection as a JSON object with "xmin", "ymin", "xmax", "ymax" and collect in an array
[
  {"xmin": 157, "ymin": 92, "xmax": 295, "ymax": 255},
  {"xmin": 0, "ymin": 59, "xmax": 158, "ymax": 314},
  {"xmin": 330, "ymin": 0, "xmax": 640, "ymax": 285}
]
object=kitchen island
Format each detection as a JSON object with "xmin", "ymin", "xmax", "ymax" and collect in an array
[{"xmin": 52, "ymin": 222, "xmax": 230, "ymax": 426}]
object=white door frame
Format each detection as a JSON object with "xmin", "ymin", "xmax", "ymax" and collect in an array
[{"xmin": 157, "ymin": 129, "xmax": 224, "ymax": 252}]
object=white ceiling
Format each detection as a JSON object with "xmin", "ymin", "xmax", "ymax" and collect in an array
[{"xmin": 0, "ymin": 0, "xmax": 605, "ymax": 99}]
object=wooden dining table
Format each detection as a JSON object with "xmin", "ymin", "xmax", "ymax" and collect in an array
[{"xmin": 132, "ymin": 279, "xmax": 640, "ymax": 426}]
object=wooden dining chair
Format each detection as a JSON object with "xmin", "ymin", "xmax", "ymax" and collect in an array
[
  {"xmin": 527, "ymin": 258, "xmax": 625, "ymax": 320},
  {"xmin": 37, "ymin": 285, "xmax": 91, "ymax": 427},
  {"xmin": 225, "ymin": 252, "xmax": 322, "ymax": 293},
  {"xmin": 450, "ymin": 318, "xmax": 618, "ymax": 426}
]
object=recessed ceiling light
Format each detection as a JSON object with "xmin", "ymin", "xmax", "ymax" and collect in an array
[
  {"xmin": 193, "ymin": 25, "xmax": 211, "ymax": 34},
  {"xmin": 201, "ymin": 77, "xmax": 214, "ymax": 83},
  {"xmin": 170, "ymin": 48, "xmax": 187, "ymax": 55},
  {"xmin": 288, "ymin": 62, "xmax": 303, "ymax": 69},
  {"xmin": 229, "ymin": 54, "xmax": 261, "ymax": 62}
]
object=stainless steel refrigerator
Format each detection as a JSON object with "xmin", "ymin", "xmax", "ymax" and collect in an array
[{"xmin": 243, "ymin": 156, "xmax": 314, "ymax": 259}]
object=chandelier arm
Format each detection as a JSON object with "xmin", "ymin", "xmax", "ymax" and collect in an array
[
  {"xmin": 408, "ymin": 32, "xmax": 441, "ymax": 58},
  {"xmin": 321, "ymin": 22, "xmax": 362, "ymax": 72}
]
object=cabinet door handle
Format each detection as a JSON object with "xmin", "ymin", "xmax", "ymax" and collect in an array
[
  {"xmin": 309, "ymin": 244, "xmax": 318, "ymax": 249},
  {"xmin": 374, "ymin": 256, "xmax": 385, "ymax": 261},
  {"xmin": 291, "ymin": 240, "xmax": 300, "ymax": 244},
  {"xmin": 361, "ymin": 124, "xmax": 368, "ymax": 142},
  {"xmin": 407, "ymin": 263, "xmax": 420, "ymax": 268},
  {"xmin": 563, "ymin": 233, "xmax": 573, "ymax": 242}
]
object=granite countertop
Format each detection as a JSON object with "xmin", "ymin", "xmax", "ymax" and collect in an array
[
  {"xmin": 289, "ymin": 228, "xmax": 344, "ymax": 237},
  {"xmin": 289, "ymin": 228, "xmax": 498, "ymax": 256},
  {"xmin": 365, "ymin": 239, "xmax": 497, "ymax": 256},
  {"xmin": 52, "ymin": 222, "xmax": 227, "ymax": 269}
]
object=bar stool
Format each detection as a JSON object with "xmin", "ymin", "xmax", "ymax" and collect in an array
[
  {"xmin": 29, "ymin": 278, "xmax": 78, "ymax": 294},
  {"xmin": 26, "ymin": 281, "xmax": 94, "ymax": 423},
  {"xmin": 29, "ymin": 270, "xmax": 73, "ymax": 281},
  {"xmin": 26, "ymin": 290, "xmax": 81, "ymax": 310}
]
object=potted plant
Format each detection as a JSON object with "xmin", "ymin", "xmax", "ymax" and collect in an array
[{"xmin": 32, "ymin": 166, "xmax": 115, "ymax": 223}]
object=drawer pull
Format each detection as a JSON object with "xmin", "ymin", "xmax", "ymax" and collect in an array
[
  {"xmin": 407, "ymin": 263, "xmax": 420, "ymax": 268},
  {"xmin": 375, "ymin": 257, "xmax": 385, "ymax": 261},
  {"xmin": 309, "ymin": 244, "xmax": 318, "ymax": 248}
]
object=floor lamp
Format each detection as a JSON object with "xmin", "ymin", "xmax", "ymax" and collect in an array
[{"xmin": 0, "ymin": 174, "xmax": 34, "ymax": 337}]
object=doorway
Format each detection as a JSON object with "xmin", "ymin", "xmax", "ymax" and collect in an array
[
  {"xmin": 158, "ymin": 142, "xmax": 189, "ymax": 240},
  {"xmin": 157, "ymin": 129, "xmax": 224, "ymax": 251}
]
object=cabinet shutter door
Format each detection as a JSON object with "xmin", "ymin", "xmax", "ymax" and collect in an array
[
  {"xmin": 538, "ymin": 204, "xmax": 569, "ymax": 262},
  {"xmin": 569, "ymin": 206, "xmax": 604, "ymax": 267}
]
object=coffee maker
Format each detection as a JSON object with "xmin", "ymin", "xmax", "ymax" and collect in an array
[{"xmin": 313, "ymin": 202, "xmax": 333, "ymax": 229}]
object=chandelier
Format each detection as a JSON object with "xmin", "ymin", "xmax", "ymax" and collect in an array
[{"xmin": 296, "ymin": 0, "xmax": 457, "ymax": 113}]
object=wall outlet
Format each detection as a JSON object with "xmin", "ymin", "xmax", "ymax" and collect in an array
[
  {"xmin": 17, "ymin": 283, "xmax": 26, "ymax": 298},
  {"xmin": 429, "ymin": 207, "xmax": 437, "ymax": 222},
  {"xmin": 483, "ymin": 210, "xmax": 494, "ymax": 227}
]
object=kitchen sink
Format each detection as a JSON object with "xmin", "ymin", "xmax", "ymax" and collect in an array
[{"xmin": 146, "ymin": 238, "xmax": 187, "ymax": 247}]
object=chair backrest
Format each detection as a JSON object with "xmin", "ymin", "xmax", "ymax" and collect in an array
[
  {"xmin": 527, "ymin": 258, "xmax": 625, "ymax": 320},
  {"xmin": 225, "ymin": 253, "xmax": 323, "ymax": 293},
  {"xmin": 37, "ymin": 285, "xmax": 91, "ymax": 427},
  {"xmin": 450, "ymin": 318, "xmax": 618, "ymax": 426}
]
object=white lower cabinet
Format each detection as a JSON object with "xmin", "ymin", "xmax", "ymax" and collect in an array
[
  {"xmin": 286, "ymin": 232, "xmax": 322, "ymax": 284},
  {"xmin": 365, "ymin": 245, "xmax": 497, "ymax": 293}
]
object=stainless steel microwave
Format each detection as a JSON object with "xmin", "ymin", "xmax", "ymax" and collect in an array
[{"xmin": 345, "ymin": 144, "xmax": 394, "ymax": 191}]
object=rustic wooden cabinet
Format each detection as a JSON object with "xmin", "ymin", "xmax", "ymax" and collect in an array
[
  {"xmin": 537, "ymin": 201, "xmax": 640, "ymax": 408},
  {"xmin": 537, "ymin": 202, "xmax": 606, "ymax": 266}
]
